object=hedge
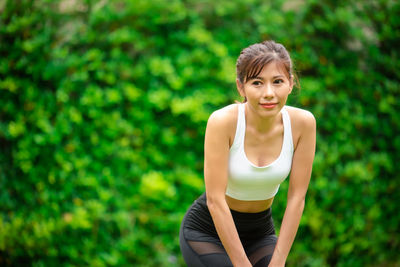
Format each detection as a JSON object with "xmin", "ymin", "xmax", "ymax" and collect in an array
[{"xmin": 0, "ymin": 0, "xmax": 399, "ymax": 266}]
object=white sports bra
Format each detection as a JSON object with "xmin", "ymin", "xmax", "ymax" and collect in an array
[{"xmin": 226, "ymin": 103, "xmax": 294, "ymax": 201}]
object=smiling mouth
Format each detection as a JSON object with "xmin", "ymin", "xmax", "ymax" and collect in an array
[{"xmin": 260, "ymin": 103, "xmax": 278, "ymax": 109}]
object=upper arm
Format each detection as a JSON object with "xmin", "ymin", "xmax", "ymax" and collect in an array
[
  {"xmin": 287, "ymin": 110, "xmax": 316, "ymax": 201},
  {"xmin": 204, "ymin": 110, "xmax": 232, "ymax": 203}
]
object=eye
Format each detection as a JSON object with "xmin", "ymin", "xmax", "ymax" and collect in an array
[
  {"xmin": 252, "ymin": 81, "xmax": 262, "ymax": 86},
  {"xmin": 273, "ymin": 79, "xmax": 284, "ymax": 84}
]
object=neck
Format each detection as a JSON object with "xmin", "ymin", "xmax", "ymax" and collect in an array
[{"xmin": 244, "ymin": 103, "xmax": 282, "ymax": 133}]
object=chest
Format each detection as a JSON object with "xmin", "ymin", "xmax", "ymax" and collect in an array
[{"xmin": 244, "ymin": 126, "xmax": 284, "ymax": 167}]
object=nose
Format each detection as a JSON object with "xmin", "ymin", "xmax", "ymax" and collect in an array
[{"xmin": 262, "ymin": 83, "xmax": 274, "ymax": 99}]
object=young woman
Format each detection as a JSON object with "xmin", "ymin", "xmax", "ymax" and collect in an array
[{"xmin": 179, "ymin": 40, "xmax": 316, "ymax": 267}]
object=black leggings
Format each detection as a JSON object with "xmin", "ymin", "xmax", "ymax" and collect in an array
[{"xmin": 179, "ymin": 193, "xmax": 277, "ymax": 267}]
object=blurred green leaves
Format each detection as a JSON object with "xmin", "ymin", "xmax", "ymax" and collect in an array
[{"xmin": 0, "ymin": 0, "xmax": 399, "ymax": 266}]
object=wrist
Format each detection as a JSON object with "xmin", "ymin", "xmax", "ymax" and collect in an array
[
  {"xmin": 269, "ymin": 252, "xmax": 286, "ymax": 266},
  {"xmin": 232, "ymin": 254, "xmax": 251, "ymax": 267},
  {"xmin": 269, "ymin": 259, "xmax": 285, "ymax": 267},
  {"xmin": 233, "ymin": 261, "xmax": 252, "ymax": 267}
]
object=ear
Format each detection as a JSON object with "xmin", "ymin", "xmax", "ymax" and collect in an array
[
  {"xmin": 288, "ymin": 75, "xmax": 294, "ymax": 94},
  {"xmin": 236, "ymin": 79, "xmax": 246, "ymax": 98}
]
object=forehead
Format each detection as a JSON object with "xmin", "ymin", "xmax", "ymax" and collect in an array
[
  {"xmin": 258, "ymin": 61, "xmax": 288, "ymax": 77},
  {"xmin": 245, "ymin": 60, "xmax": 290, "ymax": 82}
]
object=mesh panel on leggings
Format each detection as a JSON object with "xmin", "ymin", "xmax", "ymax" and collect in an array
[
  {"xmin": 187, "ymin": 241, "xmax": 226, "ymax": 254},
  {"xmin": 248, "ymin": 242, "xmax": 275, "ymax": 267},
  {"xmin": 188, "ymin": 241, "xmax": 233, "ymax": 266}
]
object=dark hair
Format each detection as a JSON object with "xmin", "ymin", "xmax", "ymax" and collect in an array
[{"xmin": 236, "ymin": 40, "xmax": 298, "ymax": 86}]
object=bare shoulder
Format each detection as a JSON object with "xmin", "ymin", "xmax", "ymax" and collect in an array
[
  {"xmin": 207, "ymin": 103, "xmax": 238, "ymax": 142},
  {"xmin": 285, "ymin": 105, "xmax": 316, "ymax": 128},
  {"xmin": 285, "ymin": 106, "xmax": 316, "ymax": 147},
  {"xmin": 208, "ymin": 104, "xmax": 237, "ymax": 126}
]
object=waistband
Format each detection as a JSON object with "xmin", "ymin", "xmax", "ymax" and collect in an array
[
  {"xmin": 196, "ymin": 193, "xmax": 272, "ymax": 220},
  {"xmin": 184, "ymin": 193, "xmax": 275, "ymax": 240}
]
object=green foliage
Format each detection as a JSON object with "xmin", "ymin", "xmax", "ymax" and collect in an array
[{"xmin": 1, "ymin": 0, "xmax": 399, "ymax": 266}]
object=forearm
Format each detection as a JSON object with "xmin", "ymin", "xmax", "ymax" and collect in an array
[
  {"xmin": 208, "ymin": 199, "xmax": 252, "ymax": 267},
  {"xmin": 269, "ymin": 198, "xmax": 305, "ymax": 266}
]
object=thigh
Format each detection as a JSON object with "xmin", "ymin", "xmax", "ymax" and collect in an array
[
  {"xmin": 179, "ymin": 197, "xmax": 234, "ymax": 267},
  {"xmin": 179, "ymin": 220, "xmax": 233, "ymax": 267},
  {"xmin": 245, "ymin": 235, "xmax": 278, "ymax": 267}
]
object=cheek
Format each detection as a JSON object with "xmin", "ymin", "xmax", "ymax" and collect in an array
[
  {"xmin": 250, "ymin": 90, "xmax": 264, "ymax": 99},
  {"xmin": 280, "ymin": 85, "xmax": 292, "ymax": 93},
  {"xmin": 244, "ymin": 86, "xmax": 258, "ymax": 96},
  {"xmin": 276, "ymin": 88, "xmax": 291, "ymax": 99}
]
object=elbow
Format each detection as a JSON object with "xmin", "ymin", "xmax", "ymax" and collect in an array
[
  {"xmin": 287, "ymin": 195, "xmax": 306, "ymax": 210},
  {"xmin": 206, "ymin": 193, "xmax": 226, "ymax": 213}
]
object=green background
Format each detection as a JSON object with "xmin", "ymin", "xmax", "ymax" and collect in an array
[{"xmin": 1, "ymin": 0, "xmax": 399, "ymax": 266}]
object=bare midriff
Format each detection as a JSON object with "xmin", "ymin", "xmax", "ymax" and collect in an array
[{"xmin": 226, "ymin": 195, "xmax": 274, "ymax": 213}]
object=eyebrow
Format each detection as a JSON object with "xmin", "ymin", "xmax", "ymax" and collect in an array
[{"xmin": 248, "ymin": 75, "xmax": 285, "ymax": 81}]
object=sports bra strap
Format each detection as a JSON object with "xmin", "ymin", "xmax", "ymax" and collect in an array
[{"xmin": 231, "ymin": 103, "xmax": 245, "ymax": 150}]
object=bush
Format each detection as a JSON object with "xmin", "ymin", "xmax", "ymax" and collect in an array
[{"xmin": 1, "ymin": 0, "xmax": 399, "ymax": 266}]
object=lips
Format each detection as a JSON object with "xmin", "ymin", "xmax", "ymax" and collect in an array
[{"xmin": 260, "ymin": 103, "xmax": 278, "ymax": 109}]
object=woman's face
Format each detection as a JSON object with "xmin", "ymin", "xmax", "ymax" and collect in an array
[{"xmin": 237, "ymin": 61, "xmax": 293, "ymax": 117}]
